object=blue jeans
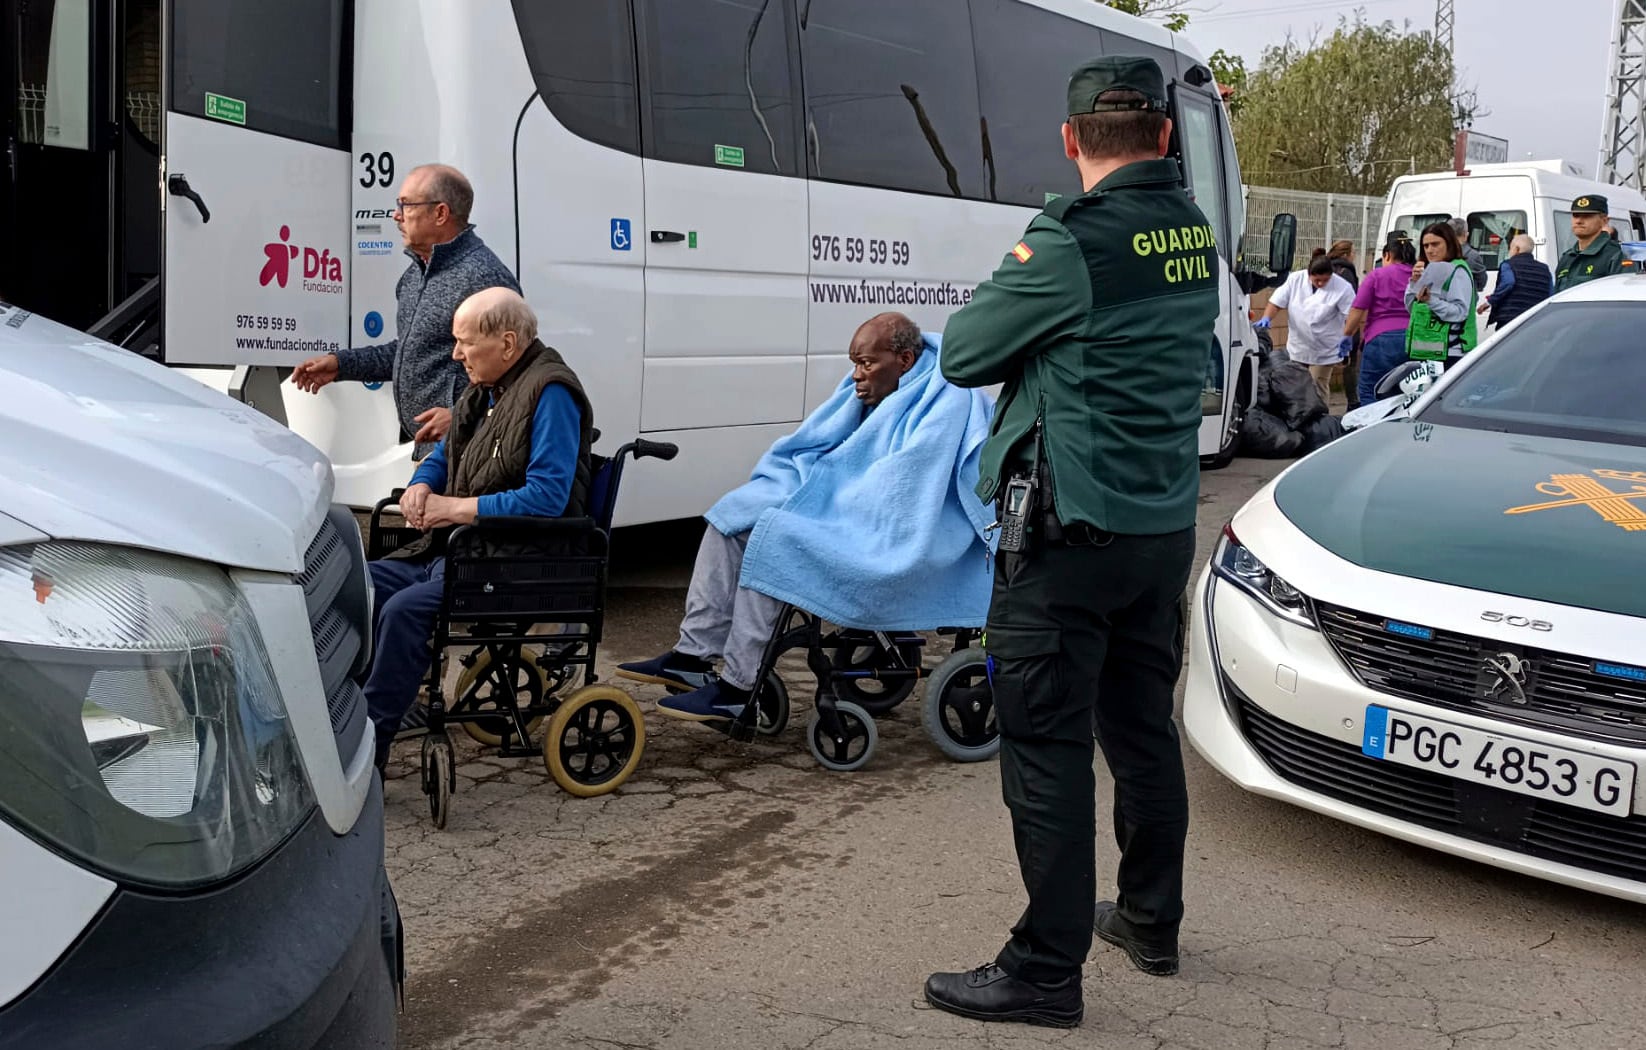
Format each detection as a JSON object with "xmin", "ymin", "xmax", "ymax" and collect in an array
[
  {"xmin": 365, "ymin": 555, "xmax": 446, "ymax": 770},
  {"xmin": 1358, "ymin": 329, "xmax": 1409, "ymax": 407}
]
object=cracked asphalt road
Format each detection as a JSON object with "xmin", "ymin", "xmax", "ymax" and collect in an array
[{"xmin": 382, "ymin": 455, "xmax": 1646, "ymax": 1049}]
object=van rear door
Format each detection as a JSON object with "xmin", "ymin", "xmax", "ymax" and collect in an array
[{"xmin": 161, "ymin": 0, "xmax": 351, "ymax": 367}]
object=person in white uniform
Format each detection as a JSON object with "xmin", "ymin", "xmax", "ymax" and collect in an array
[{"xmin": 1255, "ymin": 255, "xmax": 1356, "ymax": 404}]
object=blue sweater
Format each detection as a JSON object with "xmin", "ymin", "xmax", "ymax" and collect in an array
[{"xmin": 409, "ymin": 384, "xmax": 581, "ymax": 518}]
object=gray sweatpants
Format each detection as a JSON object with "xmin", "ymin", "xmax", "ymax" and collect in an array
[{"xmin": 677, "ymin": 527, "xmax": 783, "ymax": 691}]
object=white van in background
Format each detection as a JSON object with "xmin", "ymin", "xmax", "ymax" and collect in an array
[{"xmin": 1380, "ymin": 161, "xmax": 1646, "ymax": 296}]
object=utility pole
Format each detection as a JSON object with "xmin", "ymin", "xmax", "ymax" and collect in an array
[
  {"xmin": 1600, "ymin": 0, "xmax": 1646, "ymax": 188},
  {"xmin": 1435, "ymin": 0, "xmax": 1454, "ymax": 53}
]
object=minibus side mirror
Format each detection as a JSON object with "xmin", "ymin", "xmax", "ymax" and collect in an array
[{"xmin": 1269, "ymin": 213, "xmax": 1297, "ymax": 274}]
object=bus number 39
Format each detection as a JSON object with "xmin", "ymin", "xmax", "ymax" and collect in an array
[{"xmin": 812, "ymin": 235, "xmax": 910, "ymax": 267}]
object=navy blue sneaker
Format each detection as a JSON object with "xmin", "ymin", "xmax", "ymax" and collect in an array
[
  {"xmin": 656, "ymin": 679, "xmax": 749, "ymax": 722},
  {"xmin": 617, "ymin": 650, "xmax": 716, "ymax": 691}
]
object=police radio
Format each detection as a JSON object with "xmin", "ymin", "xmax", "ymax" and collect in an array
[
  {"xmin": 997, "ymin": 476, "xmax": 1035, "ymax": 553},
  {"xmin": 996, "ymin": 417, "xmax": 1046, "ymax": 554}
]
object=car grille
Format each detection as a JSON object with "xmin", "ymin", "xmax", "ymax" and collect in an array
[
  {"xmin": 1316, "ymin": 602, "xmax": 1646, "ymax": 745},
  {"xmin": 299, "ymin": 512, "xmax": 368, "ymax": 764},
  {"xmin": 1231, "ymin": 682, "xmax": 1646, "ymax": 884}
]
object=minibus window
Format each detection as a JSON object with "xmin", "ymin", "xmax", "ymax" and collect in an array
[
  {"xmin": 800, "ymin": 0, "xmax": 984, "ymax": 197},
  {"xmin": 512, "ymin": 0, "xmax": 641, "ymax": 155}
]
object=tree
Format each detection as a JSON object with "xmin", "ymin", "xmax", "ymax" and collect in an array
[
  {"xmin": 1232, "ymin": 18, "xmax": 1464, "ymax": 196},
  {"xmin": 1209, "ymin": 49, "xmax": 1248, "ymax": 116},
  {"xmin": 1101, "ymin": 0, "xmax": 1191, "ymax": 33}
]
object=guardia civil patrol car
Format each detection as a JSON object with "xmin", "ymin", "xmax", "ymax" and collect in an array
[{"xmin": 1185, "ymin": 271, "xmax": 1646, "ymax": 902}]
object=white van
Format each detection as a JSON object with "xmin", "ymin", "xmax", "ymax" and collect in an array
[
  {"xmin": 0, "ymin": 303, "xmax": 400, "ymax": 1048},
  {"xmin": 1380, "ymin": 161, "xmax": 1646, "ymax": 296},
  {"xmin": 5, "ymin": 0, "xmax": 1284, "ymax": 522}
]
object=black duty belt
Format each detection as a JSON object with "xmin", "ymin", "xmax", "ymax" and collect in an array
[{"xmin": 1049, "ymin": 520, "xmax": 1115, "ymax": 548}]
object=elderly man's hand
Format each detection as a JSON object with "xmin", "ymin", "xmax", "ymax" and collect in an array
[
  {"xmin": 399, "ymin": 483, "xmax": 434, "ymax": 530},
  {"xmin": 290, "ymin": 353, "xmax": 340, "ymax": 393},
  {"xmin": 413, "ymin": 406, "xmax": 452, "ymax": 444},
  {"xmin": 420, "ymin": 494, "xmax": 479, "ymax": 529}
]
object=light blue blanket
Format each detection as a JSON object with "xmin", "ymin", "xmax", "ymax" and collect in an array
[{"xmin": 705, "ymin": 334, "xmax": 996, "ymax": 630}]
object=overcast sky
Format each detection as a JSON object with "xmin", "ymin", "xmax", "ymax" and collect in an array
[{"xmin": 1184, "ymin": 0, "xmax": 1616, "ymax": 178}]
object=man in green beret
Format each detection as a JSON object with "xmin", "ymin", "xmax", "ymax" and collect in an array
[
  {"xmin": 924, "ymin": 55, "xmax": 1220, "ymax": 1028},
  {"xmin": 1555, "ymin": 194, "xmax": 1625, "ymax": 292}
]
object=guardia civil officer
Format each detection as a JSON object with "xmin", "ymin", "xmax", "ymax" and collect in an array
[
  {"xmin": 1554, "ymin": 194, "xmax": 1626, "ymax": 292},
  {"xmin": 924, "ymin": 56, "xmax": 1220, "ymax": 1029}
]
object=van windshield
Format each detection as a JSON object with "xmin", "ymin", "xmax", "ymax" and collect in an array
[{"xmin": 1420, "ymin": 301, "xmax": 1646, "ymax": 447}]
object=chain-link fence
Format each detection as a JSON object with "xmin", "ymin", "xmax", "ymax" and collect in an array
[{"xmin": 1241, "ymin": 185, "xmax": 1390, "ymax": 275}]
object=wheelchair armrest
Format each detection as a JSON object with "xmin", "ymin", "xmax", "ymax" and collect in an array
[{"xmin": 470, "ymin": 514, "xmax": 598, "ymax": 533}]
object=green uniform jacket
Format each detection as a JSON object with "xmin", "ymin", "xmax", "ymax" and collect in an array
[
  {"xmin": 1555, "ymin": 232, "xmax": 1625, "ymax": 292},
  {"xmin": 941, "ymin": 158, "xmax": 1220, "ymax": 535}
]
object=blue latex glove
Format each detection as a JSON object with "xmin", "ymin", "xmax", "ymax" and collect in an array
[
  {"xmin": 1253, "ymin": 317, "xmax": 1272, "ymax": 330},
  {"xmin": 1336, "ymin": 336, "xmax": 1353, "ymax": 360}
]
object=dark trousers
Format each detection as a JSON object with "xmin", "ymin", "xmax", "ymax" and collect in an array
[
  {"xmin": 366, "ymin": 555, "xmax": 446, "ymax": 769},
  {"xmin": 988, "ymin": 526, "xmax": 1196, "ymax": 984}
]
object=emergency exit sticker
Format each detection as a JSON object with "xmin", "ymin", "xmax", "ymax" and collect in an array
[
  {"xmin": 205, "ymin": 92, "xmax": 247, "ymax": 126},
  {"xmin": 714, "ymin": 144, "xmax": 746, "ymax": 168}
]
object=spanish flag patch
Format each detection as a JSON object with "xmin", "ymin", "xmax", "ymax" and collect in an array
[{"xmin": 1011, "ymin": 242, "xmax": 1034, "ymax": 263}]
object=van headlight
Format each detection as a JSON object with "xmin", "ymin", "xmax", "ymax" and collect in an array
[
  {"xmin": 0, "ymin": 542, "xmax": 313, "ymax": 888},
  {"xmin": 1212, "ymin": 524, "xmax": 1316, "ymax": 628}
]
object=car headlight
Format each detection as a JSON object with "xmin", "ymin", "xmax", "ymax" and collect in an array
[
  {"xmin": 0, "ymin": 542, "xmax": 314, "ymax": 888},
  {"xmin": 1211, "ymin": 524, "xmax": 1316, "ymax": 629}
]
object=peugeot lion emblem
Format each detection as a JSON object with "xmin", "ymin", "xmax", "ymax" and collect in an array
[{"xmin": 1482, "ymin": 652, "xmax": 1529, "ymax": 705}]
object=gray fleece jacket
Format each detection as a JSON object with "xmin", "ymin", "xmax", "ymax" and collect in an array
[{"xmin": 335, "ymin": 226, "xmax": 521, "ymax": 459}]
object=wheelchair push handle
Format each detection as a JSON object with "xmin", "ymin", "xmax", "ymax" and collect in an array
[{"xmin": 629, "ymin": 438, "xmax": 678, "ymax": 462}]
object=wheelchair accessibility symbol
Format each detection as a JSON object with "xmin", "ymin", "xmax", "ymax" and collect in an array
[{"xmin": 611, "ymin": 218, "xmax": 632, "ymax": 251}]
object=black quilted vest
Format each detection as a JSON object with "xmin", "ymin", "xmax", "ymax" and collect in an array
[
  {"xmin": 391, "ymin": 339, "xmax": 593, "ymax": 560},
  {"xmin": 1489, "ymin": 253, "xmax": 1553, "ymax": 329}
]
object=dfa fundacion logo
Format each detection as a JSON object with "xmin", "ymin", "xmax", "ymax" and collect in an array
[{"xmin": 260, "ymin": 226, "xmax": 344, "ymax": 295}]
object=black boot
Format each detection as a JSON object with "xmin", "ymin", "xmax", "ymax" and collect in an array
[
  {"xmin": 1093, "ymin": 900, "xmax": 1179, "ymax": 976},
  {"xmin": 923, "ymin": 963, "xmax": 1082, "ymax": 1028}
]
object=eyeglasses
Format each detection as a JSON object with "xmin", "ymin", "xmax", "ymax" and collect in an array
[{"xmin": 394, "ymin": 199, "xmax": 441, "ymax": 211}]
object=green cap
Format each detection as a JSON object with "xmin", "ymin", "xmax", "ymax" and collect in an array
[
  {"xmin": 1067, "ymin": 56, "xmax": 1169, "ymax": 117},
  {"xmin": 1571, "ymin": 193, "xmax": 1609, "ymax": 215}
]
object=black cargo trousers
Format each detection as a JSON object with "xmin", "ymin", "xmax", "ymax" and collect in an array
[{"xmin": 988, "ymin": 524, "xmax": 1196, "ymax": 985}]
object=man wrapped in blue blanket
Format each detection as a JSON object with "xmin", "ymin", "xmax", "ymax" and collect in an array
[{"xmin": 618, "ymin": 312, "xmax": 995, "ymax": 722}]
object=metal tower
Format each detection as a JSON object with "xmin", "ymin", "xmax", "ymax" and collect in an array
[
  {"xmin": 1435, "ymin": 0, "xmax": 1454, "ymax": 52},
  {"xmin": 1600, "ymin": 0, "xmax": 1646, "ymax": 188}
]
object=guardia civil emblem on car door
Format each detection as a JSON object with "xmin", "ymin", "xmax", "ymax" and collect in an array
[{"xmin": 1505, "ymin": 469, "xmax": 1646, "ymax": 532}]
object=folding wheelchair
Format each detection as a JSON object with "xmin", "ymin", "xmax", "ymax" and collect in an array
[
  {"xmin": 665, "ymin": 607, "xmax": 1000, "ymax": 773},
  {"xmin": 367, "ymin": 437, "xmax": 678, "ymax": 828}
]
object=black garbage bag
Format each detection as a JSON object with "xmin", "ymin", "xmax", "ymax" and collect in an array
[
  {"xmin": 1298, "ymin": 413, "xmax": 1346, "ymax": 454},
  {"xmin": 1267, "ymin": 358, "xmax": 1328, "ymax": 430},
  {"xmin": 1239, "ymin": 406, "xmax": 1305, "ymax": 458}
]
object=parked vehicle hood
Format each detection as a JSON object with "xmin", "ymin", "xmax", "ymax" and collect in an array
[
  {"xmin": 1273, "ymin": 419, "xmax": 1646, "ymax": 619},
  {"xmin": 0, "ymin": 304, "xmax": 330, "ymax": 573}
]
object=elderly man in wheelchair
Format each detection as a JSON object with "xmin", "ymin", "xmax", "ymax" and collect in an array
[
  {"xmin": 618, "ymin": 312, "xmax": 998, "ymax": 769},
  {"xmin": 364, "ymin": 287, "xmax": 593, "ymax": 776}
]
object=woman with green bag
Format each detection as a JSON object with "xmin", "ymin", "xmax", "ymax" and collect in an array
[{"xmin": 1404, "ymin": 222, "xmax": 1478, "ymax": 368}]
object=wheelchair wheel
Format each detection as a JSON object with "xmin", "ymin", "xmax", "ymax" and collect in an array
[
  {"xmin": 754, "ymin": 671, "xmax": 790, "ymax": 737},
  {"xmin": 455, "ymin": 647, "xmax": 551, "ymax": 748},
  {"xmin": 806, "ymin": 700, "xmax": 877, "ymax": 772},
  {"xmin": 543, "ymin": 685, "xmax": 647, "ymax": 798},
  {"xmin": 921, "ymin": 647, "xmax": 999, "ymax": 763},
  {"xmin": 422, "ymin": 733, "xmax": 455, "ymax": 829},
  {"xmin": 831, "ymin": 632, "xmax": 924, "ymax": 715}
]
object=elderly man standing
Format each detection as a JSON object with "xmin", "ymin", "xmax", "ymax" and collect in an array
[
  {"xmin": 1479, "ymin": 234, "xmax": 1553, "ymax": 331},
  {"xmin": 364, "ymin": 287, "xmax": 593, "ymax": 774},
  {"xmin": 290, "ymin": 164, "xmax": 521, "ymax": 458}
]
